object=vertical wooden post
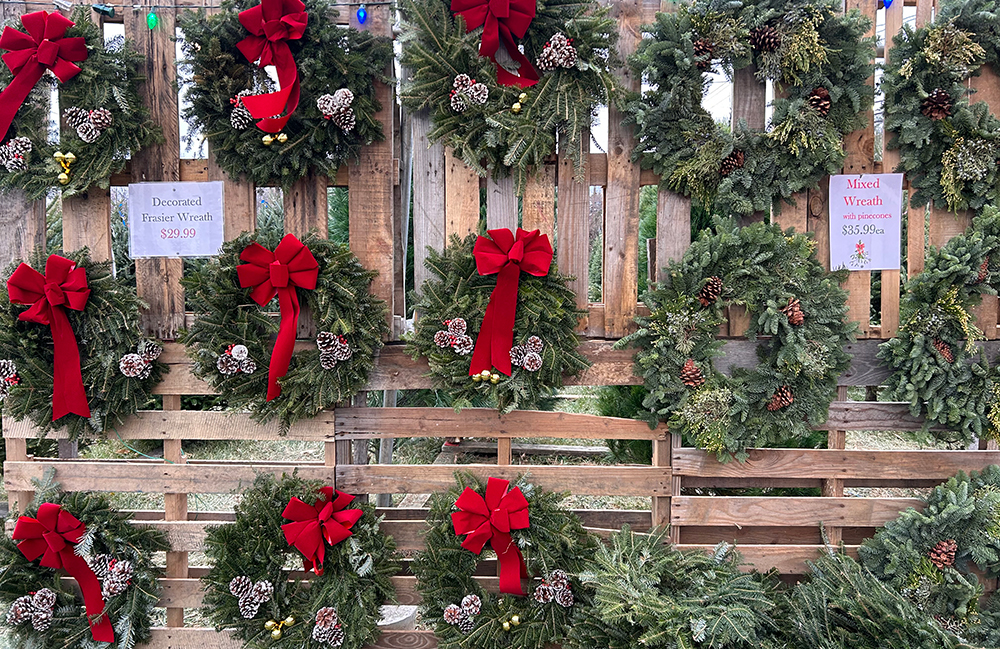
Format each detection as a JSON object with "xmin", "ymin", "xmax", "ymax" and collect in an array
[
  {"xmin": 651, "ymin": 432, "xmax": 670, "ymax": 529},
  {"xmin": 4, "ymin": 438, "xmax": 31, "ymax": 515},
  {"xmin": 444, "ymin": 148, "xmax": 481, "ymax": 240},
  {"xmin": 162, "ymin": 395, "xmax": 188, "ymax": 628},
  {"xmin": 732, "ymin": 65, "xmax": 766, "ymax": 226},
  {"xmin": 522, "ymin": 166, "xmax": 555, "ymax": 234},
  {"xmin": 557, "ymin": 131, "xmax": 591, "ymax": 331},
  {"xmin": 62, "ymin": 189, "xmax": 112, "ymax": 261},
  {"xmin": 823, "ymin": 386, "xmax": 848, "ymax": 545},
  {"xmin": 668, "ymin": 432, "xmax": 682, "ymax": 544},
  {"xmin": 486, "ymin": 176, "xmax": 518, "ymax": 230},
  {"xmin": 497, "ymin": 437, "xmax": 512, "ymax": 466},
  {"xmin": 655, "ymin": 190, "xmax": 690, "ymax": 283},
  {"xmin": 208, "ymin": 149, "xmax": 256, "ymax": 240},
  {"xmin": 412, "ymin": 114, "xmax": 446, "ymax": 292},
  {"xmin": 376, "ymin": 390, "xmax": 396, "ymax": 508}
]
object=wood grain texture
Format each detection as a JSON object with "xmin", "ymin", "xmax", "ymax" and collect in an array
[
  {"xmin": 772, "ymin": 192, "xmax": 809, "ymax": 235},
  {"xmin": 485, "ymin": 175, "xmax": 518, "ymax": 230},
  {"xmin": 444, "ymin": 147, "xmax": 480, "ymax": 240},
  {"xmin": 522, "ymin": 165, "xmax": 555, "ymax": 234},
  {"xmin": 844, "ymin": 272, "xmax": 871, "ymax": 337},
  {"xmin": 62, "ymin": 189, "xmax": 112, "ymax": 261},
  {"xmin": 411, "ymin": 113, "xmax": 446, "ymax": 293},
  {"xmin": 672, "ymin": 496, "xmax": 920, "ymax": 527},
  {"xmin": 655, "ymin": 189, "xmax": 690, "ymax": 281},
  {"xmin": 206, "ymin": 146, "xmax": 256, "ymax": 240},
  {"xmin": 971, "ymin": 65, "xmax": 1000, "ymax": 335},
  {"xmin": 556, "ymin": 131, "xmax": 590, "ymax": 329},
  {"xmin": 875, "ymin": 0, "xmax": 901, "ymax": 343},
  {"xmin": 843, "ymin": 0, "xmax": 876, "ymax": 174},
  {"xmin": 674, "ymin": 544, "xmax": 859, "ymax": 575},
  {"xmin": 283, "ymin": 174, "xmax": 327, "ymax": 237}
]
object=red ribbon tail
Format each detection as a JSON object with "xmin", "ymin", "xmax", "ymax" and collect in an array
[
  {"xmin": 470, "ymin": 263, "xmax": 519, "ymax": 376},
  {"xmin": 493, "ymin": 29, "xmax": 539, "ymax": 88},
  {"xmin": 0, "ymin": 63, "xmax": 44, "ymax": 143},
  {"xmin": 493, "ymin": 533, "xmax": 526, "ymax": 595},
  {"xmin": 62, "ymin": 550, "xmax": 113, "ymax": 642},
  {"xmin": 49, "ymin": 305, "xmax": 90, "ymax": 420},
  {"xmin": 266, "ymin": 287, "xmax": 300, "ymax": 401}
]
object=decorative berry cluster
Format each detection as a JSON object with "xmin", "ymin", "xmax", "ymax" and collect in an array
[
  {"xmin": 217, "ymin": 344, "xmax": 257, "ymax": 376},
  {"xmin": 533, "ymin": 569, "xmax": 573, "ymax": 607},
  {"xmin": 0, "ymin": 137, "xmax": 31, "ymax": 173},
  {"xmin": 509, "ymin": 335, "xmax": 544, "ymax": 372},
  {"xmin": 118, "ymin": 340, "xmax": 162, "ymax": 379},
  {"xmin": 312, "ymin": 606, "xmax": 346, "ymax": 646},
  {"xmin": 442, "ymin": 594, "xmax": 481, "ymax": 634},
  {"xmin": 449, "ymin": 74, "xmax": 488, "ymax": 112},
  {"xmin": 63, "ymin": 106, "xmax": 114, "ymax": 144},
  {"xmin": 317, "ymin": 89, "xmax": 357, "ymax": 132},
  {"xmin": 0, "ymin": 359, "xmax": 19, "ymax": 401},
  {"xmin": 229, "ymin": 90, "xmax": 254, "ymax": 130},
  {"xmin": 88, "ymin": 554, "xmax": 134, "ymax": 598},
  {"xmin": 536, "ymin": 33, "xmax": 578, "ymax": 71},
  {"xmin": 317, "ymin": 331, "xmax": 353, "ymax": 370},
  {"xmin": 433, "ymin": 318, "xmax": 474, "ymax": 355},
  {"xmin": 5, "ymin": 588, "xmax": 55, "ymax": 631},
  {"xmin": 229, "ymin": 576, "xmax": 273, "ymax": 619}
]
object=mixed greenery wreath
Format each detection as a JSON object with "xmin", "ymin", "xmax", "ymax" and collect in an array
[
  {"xmin": 201, "ymin": 473, "xmax": 398, "ymax": 649},
  {"xmin": 180, "ymin": 230, "xmax": 388, "ymax": 431},
  {"xmin": 882, "ymin": 0, "xmax": 1000, "ymax": 212},
  {"xmin": 629, "ymin": 0, "xmax": 875, "ymax": 216},
  {"xmin": 0, "ymin": 248, "xmax": 167, "ymax": 439},
  {"xmin": 0, "ymin": 7, "xmax": 159, "ymax": 199},
  {"xmin": 178, "ymin": 0, "xmax": 393, "ymax": 187},
  {"xmin": 620, "ymin": 219, "xmax": 854, "ymax": 461},
  {"xmin": 411, "ymin": 473, "xmax": 596, "ymax": 649},
  {"xmin": 399, "ymin": 0, "xmax": 618, "ymax": 192}
]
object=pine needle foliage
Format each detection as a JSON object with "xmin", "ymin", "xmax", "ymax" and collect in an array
[
  {"xmin": 0, "ymin": 248, "xmax": 167, "ymax": 439},
  {"xmin": 399, "ymin": 0, "xmax": 619, "ymax": 192},
  {"xmin": 0, "ymin": 8, "xmax": 160, "ymax": 200},
  {"xmin": 411, "ymin": 473, "xmax": 597, "ymax": 649},
  {"xmin": 180, "ymin": 230, "xmax": 388, "ymax": 430},
  {"xmin": 620, "ymin": 219, "xmax": 854, "ymax": 461},
  {"xmin": 178, "ymin": 0, "xmax": 392, "ymax": 187},
  {"xmin": 200, "ymin": 473, "xmax": 398, "ymax": 649},
  {"xmin": 406, "ymin": 234, "xmax": 590, "ymax": 413},
  {"xmin": 628, "ymin": 0, "xmax": 874, "ymax": 217},
  {"xmin": 0, "ymin": 479, "xmax": 168, "ymax": 649}
]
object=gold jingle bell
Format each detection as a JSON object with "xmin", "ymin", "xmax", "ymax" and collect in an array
[
  {"xmin": 511, "ymin": 102, "xmax": 522, "ymax": 114},
  {"xmin": 518, "ymin": 92, "xmax": 527, "ymax": 103},
  {"xmin": 490, "ymin": 373, "xmax": 500, "ymax": 384},
  {"xmin": 502, "ymin": 621, "xmax": 511, "ymax": 631},
  {"xmin": 63, "ymin": 152, "xmax": 76, "ymax": 163},
  {"xmin": 262, "ymin": 134, "xmax": 275, "ymax": 146},
  {"xmin": 57, "ymin": 172, "xmax": 70, "ymax": 185},
  {"xmin": 53, "ymin": 151, "xmax": 65, "ymax": 161},
  {"xmin": 264, "ymin": 620, "xmax": 277, "ymax": 630},
  {"xmin": 270, "ymin": 628, "xmax": 282, "ymax": 640},
  {"xmin": 511, "ymin": 614, "xmax": 520, "ymax": 626},
  {"xmin": 472, "ymin": 374, "xmax": 482, "ymax": 382},
  {"xmin": 479, "ymin": 370, "xmax": 492, "ymax": 380},
  {"xmin": 284, "ymin": 616, "xmax": 295, "ymax": 626},
  {"xmin": 276, "ymin": 133, "xmax": 288, "ymax": 143}
]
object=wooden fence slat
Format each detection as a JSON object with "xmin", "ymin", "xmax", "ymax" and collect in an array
[
  {"xmin": 283, "ymin": 174, "xmax": 328, "ymax": 238},
  {"xmin": 556, "ymin": 130, "xmax": 591, "ymax": 331},
  {"xmin": 522, "ymin": 166, "xmax": 555, "ymax": 234},
  {"xmin": 674, "ymin": 544, "xmax": 859, "ymax": 575},
  {"xmin": 62, "ymin": 189, "xmax": 112, "ymax": 261},
  {"xmin": 141, "ymin": 628, "xmax": 438, "ymax": 649},
  {"xmin": 485, "ymin": 175, "xmax": 518, "ymax": 230},
  {"xmin": 207, "ymin": 147, "xmax": 255, "ymax": 240},
  {"xmin": 411, "ymin": 113, "xmax": 446, "ymax": 293},
  {"xmin": 444, "ymin": 147, "xmax": 480, "ymax": 240},
  {"xmin": 671, "ymin": 496, "xmax": 921, "ymax": 527},
  {"xmin": 654, "ymin": 189, "xmax": 690, "ymax": 282}
]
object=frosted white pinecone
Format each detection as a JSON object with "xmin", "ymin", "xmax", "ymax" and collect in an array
[
  {"xmin": 250, "ymin": 580, "xmax": 273, "ymax": 604},
  {"xmin": 555, "ymin": 587, "xmax": 574, "ymax": 607},
  {"xmin": 77, "ymin": 121, "xmax": 102, "ymax": 143},
  {"xmin": 137, "ymin": 340, "xmax": 162, "ymax": 363},
  {"xmin": 89, "ymin": 108, "xmax": 113, "ymax": 130},
  {"xmin": 63, "ymin": 106, "xmax": 90, "ymax": 129},
  {"xmin": 330, "ymin": 337, "xmax": 352, "ymax": 361},
  {"xmin": 522, "ymin": 351, "xmax": 542, "ymax": 372},
  {"xmin": 460, "ymin": 594, "xmax": 481, "ymax": 615},
  {"xmin": 534, "ymin": 583, "xmax": 555, "ymax": 603},
  {"xmin": 0, "ymin": 381, "xmax": 9, "ymax": 402},
  {"xmin": 0, "ymin": 359, "xmax": 17, "ymax": 380},
  {"xmin": 240, "ymin": 359, "xmax": 257, "ymax": 374},
  {"xmin": 102, "ymin": 560, "xmax": 134, "ymax": 597},
  {"xmin": 231, "ymin": 91, "xmax": 254, "ymax": 130},
  {"xmin": 318, "ymin": 89, "xmax": 356, "ymax": 131},
  {"xmin": 449, "ymin": 91, "xmax": 468, "ymax": 112},
  {"xmin": 7, "ymin": 596, "xmax": 32, "ymax": 625},
  {"xmin": 229, "ymin": 576, "xmax": 253, "ymax": 599},
  {"xmin": 88, "ymin": 554, "xmax": 114, "ymax": 578},
  {"xmin": 320, "ymin": 350, "xmax": 339, "ymax": 370},
  {"xmin": 466, "ymin": 82, "xmax": 488, "ymax": 105},
  {"xmin": 0, "ymin": 138, "xmax": 31, "ymax": 172},
  {"xmin": 457, "ymin": 613, "xmax": 475, "ymax": 634},
  {"xmin": 217, "ymin": 353, "xmax": 241, "ymax": 375},
  {"xmin": 509, "ymin": 345, "xmax": 527, "ymax": 367},
  {"xmin": 138, "ymin": 363, "xmax": 153, "ymax": 380},
  {"xmin": 452, "ymin": 334, "xmax": 474, "ymax": 355},
  {"xmin": 526, "ymin": 335, "xmax": 543, "ymax": 353},
  {"xmin": 536, "ymin": 33, "xmax": 577, "ymax": 71},
  {"xmin": 447, "ymin": 318, "xmax": 467, "ymax": 335},
  {"xmin": 547, "ymin": 569, "xmax": 569, "ymax": 589},
  {"xmin": 119, "ymin": 353, "xmax": 146, "ymax": 378},
  {"xmin": 443, "ymin": 604, "xmax": 462, "ymax": 624},
  {"xmin": 317, "ymin": 331, "xmax": 339, "ymax": 352},
  {"xmin": 434, "ymin": 330, "xmax": 454, "ymax": 348}
]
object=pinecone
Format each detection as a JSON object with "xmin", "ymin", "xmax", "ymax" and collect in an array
[
  {"xmin": 89, "ymin": 554, "xmax": 114, "ymax": 578},
  {"xmin": 933, "ymin": 338, "xmax": 954, "ymax": 363},
  {"xmin": 77, "ymin": 121, "xmax": 101, "ymax": 143},
  {"xmin": 452, "ymin": 334, "xmax": 474, "ymax": 355},
  {"xmin": 317, "ymin": 331, "xmax": 340, "ymax": 352},
  {"xmin": 217, "ymin": 353, "xmax": 241, "ymax": 375},
  {"xmin": 240, "ymin": 359, "xmax": 257, "ymax": 374},
  {"xmin": 450, "ymin": 90, "xmax": 468, "ymax": 113},
  {"xmin": 138, "ymin": 363, "xmax": 153, "ymax": 380},
  {"xmin": 510, "ymin": 344, "xmax": 528, "ymax": 367},
  {"xmin": 0, "ymin": 382, "xmax": 10, "ymax": 402},
  {"xmin": 229, "ymin": 576, "xmax": 253, "ymax": 599},
  {"xmin": 523, "ymin": 351, "xmax": 543, "ymax": 372},
  {"xmin": 526, "ymin": 335, "xmax": 544, "ymax": 353},
  {"xmin": 226, "ymin": 344, "xmax": 247, "ymax": 361},
  {"xmin": 331, "ymin": 337, "xmax": 353, "ymax": 361},
  {"xmin": 320, "ymin": 350, "xmax": 339, "ymax": 370},
  {"xmin": 447, "ymin": 318, "xmax": 467, "ymax": 336},
  {"xmin": 434, "ymin": 330, "xmax": 454, "ymax": 348},
  {"xmin": 314, "ymin": 606, "xmax": 339, "ymax": 629},
  {"xmin": 318, "ymin": 88, "xmax": 356, "ymax": 132},
  {"xmin": 534, "ymin": 583, "xmax": 555, "ymax": 603},
  {"xmin": 317, "ymin": 93, "xmax": 337, "ymax": 115},
  {"xmin": 766, "ymin": 385, "xmax": 794, "ymax": 411},
  {"xmin": 0, "ymin": 140, "xmax": 28, "ymax": 172},
  {"xmin": 693, "ymin": 38, "xmax": 714, "ymax": 71},
  {"xmin": 137, "ymin": 340, "xmax": 162, "ymax": 363},
  {"xmin": 443, "ymin": 604, "xmax": 463, "ymax": 624},
  {"xmin": 0, "ymin": 359, "xmax": 17, "ymax": 381},
  {"xmin": 460, "ymin": 594, "xmax": 481, "ymax": 615},
  {"xmin": 808, "ymin": 87, "xmax": 832, "ymax": 117},
  {"xmin": 680, "ymin": 358, "xmax": 705, "ymax": 387},
  {"xmin": 89, "ymin": 108, "xmax": 113, "ymax": 130},
  {"xmin": 929, "ymin": 539, "xmax": 958, "ymax": 569},
  {"xmin": 719, "ymin": 150, "xmax": 745, "ymax": 177},
  {"xmin": 63, "ymin": 106, "xmax": 90, "ymax": 129},
  {"xmin": 467, "ymin": 81, "xmax": 488, "ymax": 105},
  {"xmin": 921, "ymin": 88, "xmax": 953, "ymax": 120},
  {"xmin": 698, "ymin": 276, "xmax": 723, "ymax": 307},
  {"xmin": 547, "ymin": 570, "xmax": 569, "ymax": 590},
  {"xmin": 325, "ymin": 625, "xmax": 346, "ymax": 646},
  {"xmin": 7, "ymin": 596, "xmax": 31, "ymax": 626},
  {"xmin": 554, "ymin": 587, "xmax": 574, "ymax": 608},
  {"xmin": 5, "ymin": 136, "xmax": 31, "ymax": 156},
  {"xmin": 457, "ymin": 613, "xmax": 476, "ymax": 634},
  {"xmin": 231, "ymin": 91, "xmax": 254, "ymax": 130},
  {"xmin": 103, "ymin": 559, "xmax": 133, "ymax": 597},
  {"xmin": 977, "ymin": 257, "xmax": 990, "ymax": 283},
  {"xmin": 119, "ymin": 353, "xmax": 147, "ymax": 378},
  {"xmin": 536, "ymin": 32, "xmax": 577, "ymax": 71},
  {"xmin": 749, "ymin": 24, "xmax": 781, "ymax": 53},
  {"xmin": 782, "ymin": 298, "xmax": 804, "ymax": 325}
]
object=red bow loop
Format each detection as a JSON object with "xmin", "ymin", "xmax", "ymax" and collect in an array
[
  {"xmin": 451, "ymin": 0, "xmax": 538, "ymax": 87},
  {"xmin": 281, "ymin": 487, "xmax": 363, "ymax": 575},
  {"xmin": 0, "ymin": 11, "xmax": 88, "ymax": 141},
  {"xmin": 451, "ymin": 477, "xmax": 530, "ymax": 595},
  {"xmin": 469, "ymin": 228, "xmax": 552, "ymax": 376},
  {"xmin": 12, "ymin": 503, "xmax": 114, "ymax": 642},
  {"xmin": 7, "ymin": 255, "xmax": 91, "ymax": 421},
  {"xmin": 237, "ymin": 234, "xmax": 318, "ymax": 401}
]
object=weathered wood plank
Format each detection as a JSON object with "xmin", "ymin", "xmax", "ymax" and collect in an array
[
  {"xmin": 411, "ymin": 113, "xmax": 446, "ymax": 293},
  {"xmin": 556, "ymin": 131, "xmax": 591, "ymax": 331},
  {"xmin": 62, "ymin": 189, "xmax": 112, "ymax": 261},
  {"xmin": 485, "ymin": 175, "xmax": 518, "ymax": 231},
  {"xmin": 444, "ymin": 148, "xmax": 480, "ymax": 240},
  {"xmin": 822, "ymin": 401, "xmax": 947, "ymax": 431},
  {"xmin": 283, "ymin": 173, "xmax": 328, "ymax": 238},
  {"xmin": 671, "ymin": 496, "xmax": 920, "ymax": 527},
  {"xmin": 675, "ymin": 544, "xmax": 858, "ymax": 574},
  {"xmin": 139, "ymin": 628, "xmax": 437, "ymax": 649},
  {"xmin": 522, "ymin": 166, "xmax": 555, "ymax": 234},
  {"xmin": 208, "ymin": 146, "xmax": 255, "ymax": 240},
  {"xmin": 443, "ymin": 440, "xmax": 610, "ymax": 457},
  {"xmin": 655, "ymin": 189, "xmax": 690, "ymax": 282}
]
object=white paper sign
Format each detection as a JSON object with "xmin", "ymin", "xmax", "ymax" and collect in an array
[
  {"xmin": 128, "ymin": 181, "xmax": 225, "ymax": 258},
  {"xmin": 829, "ymin": 173, "xmax": 903, "ymax": 271}
]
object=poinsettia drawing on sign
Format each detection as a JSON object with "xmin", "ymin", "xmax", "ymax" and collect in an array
[{"xmin": 850, "ymin": 240, "xmax": 871, "ymax": 268}]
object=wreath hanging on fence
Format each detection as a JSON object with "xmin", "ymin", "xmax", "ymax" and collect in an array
[
  {"xmin": 407, "ymin": 230, "xmax": 590, "ymax": 413},
  {"xmin": 399, "ymin": 0, "xmax": 618, "ymax": 192},
  {"xmin": 619, "ymin": 219, "xmax": 855, "ymax": 462},
  {"xmin": 628, "ymin": 0, "xmax": 874, "ymax": 216},
  {"xmin": 882, "ymin": 0, "xmax": 1000, "ymax": 213},
  {"xmin": 0, "ymin": 7, "xmax": 160, "ymax": 200},
  {"xmin": 0, "ymin": 477, "xmax": 168, "ymax": 649},
  {"xmin": 0, "ymin": 248, "xmax": 167, "ymax": 439},
  {"xmin": 178, "ymin": 0, "xmax": 393, "ymax": 187},
  {"xmin": 201, "ymin": 474, "xmax": 398, "ymax": 649},
  {"xmin": 411, "ymin": 473, "xmax": 596, "ymax": 649},
  {"xmin": 180, "ymin": 230, "xmax": 388, "ymax": 431}
]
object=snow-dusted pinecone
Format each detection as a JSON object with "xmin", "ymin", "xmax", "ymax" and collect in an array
[
  {"xmin": 453, "ymin": 74, "xmax": 473, "ymax": 90},
  {"xmin": 231, "ymin": 91, "xmax": 255, "ymax": 130},
  {"xmin": 510, "ymin": 344, "xmax": 528, "ymax": 367},
  {"xmin": 933, "ymin": 338, "xmax": 954, "ymax": 363},
  {"xmin": 238, "ymin": 597, "xmax": 262, "ymax": 618},
  {"xmin": 554, "ymin": 587, "xmax": 574, "ymax": 608},
  {"xmin": 434, "ymin": 330, "xmax": 454, "ymax": 348},
  {"xmin": 102, "ymin": 559, "xmax": 133, "ymax": 597},
  {"xmin": 447, "ymin": 318, "xmax": 467, "ymax": 336},
  {"xmin": 119, "ymin": 353, "xmax": 146, "ymax": 378},
  {"xmin": 229, "ymin": 344, "xmax": 249, "ymax": 361},
  {"xmin": 460, "ymin": 594, "xmax": 481, "ymax": 615},
  {"xmin": 680, "ymin": 358, "xmax": 705, "ymax": 387},
  {"xmin": 328, "ymin": 337, "xmax": 352, "ymax": 362},
  {"xmin": 317, "ymin": 331, "xmax": 339, "ymax": 352},
  {"xmin": 523, "ymin": 351, "xmax": 543, "ymax": 372},
  {"xmin": 250, "ymin": 580, "xmax": 273, "ymax": 604},
  {"xmin": 533, "ymin": 583, "xmax": 555, "ymax": 603},
  {"xmin": 449, "ymin": 74, "xmax": 487, "ymax": 111},
  {"xmin": 313, "ymin": 606, "xmax": 340, "ymax": 640},
  {"xmin": 7, "ymin": 596, "xmax": 32, "ymax": 626},
  {"xmin": 977, "ymin": 257, "xmax": 990, "ymax": 283},
  {"xmin": 467, "ymin": 81, "xmax": 488, "ymax": 105},
  {"xmin": 63, "ymin": 106, "xmax": 90, "ymax": 129},
  {"xmin": 77, "ymin": 121, "xmax": 102, "ymax": 143},
  {"xmin": 240, "ymin": 359, "xmax": 257, "ymax": 374},
  {"xmin": 457, "ymin": 613, "xmax": 475, "ymax": 634},
  {"xmin": 443, "ymin": 604, "xmax": 463, "ymax": 624},
  {"xmin": 32, "ymin": 589, "xmax": 55, "ymax": 613},
  {"xmin": 452, "ymin": 335, "xmax": 474, "ymax": 355},
  {"xmin": 548, "ymin": 570, "xmax": 569, "ymax": 590},
  {"xmin": 698, "ymin": 276, "xmax": 722, "ymax": 307},
  {"xmin": 749, "ymin": 24, "xmax": 781, "ymax": 53},
  {"xmin": 766, "ymin": 385, "xmax": 794, "ymax": 411},
  {"xmin": 318, "ymin": 88, "xmax": 356, "ymax": 132},
  {"xmin": 88, "ymin": 554, "xmax": 114, "ymax": 579},
  {"xmin": 0, "ymin": 359, "xmax": 17, "ymax": 381},
  {"xmin": 719, "ymin": 150, "xmax": 745, "ymax": 177},
  {"xmin": 693, "ymin": 38, "xmax": 714, "ymax": 71},
  {"xmin": 325, "ymin": 625, "xmax": 346, "ymax": 646},
  {"xmin": 0, "ymin": 138, "xmax": 31, "ymax": 172},
  {"xmin": 89, "ymin": 108, "xmax": 113, "ymax": 130},
  {"xmin": 782, "ymin": 298, "xmax": 804, "ymax": 326},
  {"xmin": 229, "ymin": 576, "xmax": 253, "ymax": 599},
  {"xmin": 808, "ymin": 87, "xmax": 831, "ymax": 117},
  {"xmin": 138, "ymin": 363, "xmax": 153, "ymax": 380},
  {"xmin": 217, "ymin": 353, "xmax": 241, "ymax": 375},
  {"xmin": 0, "ymin": 382, "xmax": 10, "ymax": 402},
  {"xmin": 929, "ymin": 539, "xmax": 958, "ymax": 569},
  {"xmin": 5, "ymin": 136, "xmax": 31, "ymax": 156},
  {"xmin": 450, "ymin": 90, "xmax": 468, "ymax": 112},
  {"xmin": 921, "ymin": 88, "xmax": 953, "ymax": 120},
  {"xmin": 526, "ymin": 335, "xmax": 543, "ymax": 353},
  {"xmin": 317, "ymin": 93, "xmax": 337, "ymax": 115},
  {"xmin": 536, "ymin": 32, "xmax": 577, "ymax": 71},
  {"xmin": 137, "ymin": 340, "xmax": 162, "ymax": 363},
  {"xmin": 320, "ymin": 350, "xmax": 339, "ymax": 370}
]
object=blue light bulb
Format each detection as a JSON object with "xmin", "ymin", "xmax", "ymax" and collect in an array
[
  {"xmin": 884, "ymin": 0, "xmax": 892, "ymax": 7},
  {"xmin": 357, "ymin": 4, "xmax": 367, "ymax": 24}
]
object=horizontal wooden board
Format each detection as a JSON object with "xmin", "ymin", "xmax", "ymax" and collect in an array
[
  {"xmin": 821, "ymin": 401, "xmax": 948, "ymax": 431},
  {"xmin": 445, "ymin": 441, "xmax": 611, "ymax": 457},
  {"xmin": 672, "ymin": 497, "xmax": 921, "ymax": 527},
  {"xmin": 674, "ymin": 544, "xmax": 859, "ymax": 574},
  {"xmin": 140, "ymin": 628, "xmax": 437, "ymax": 649}
]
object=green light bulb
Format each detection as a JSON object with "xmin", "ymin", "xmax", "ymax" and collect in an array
[{"xmin": 146, "ymin": 10, "xmax": 159, "ymax": 29}]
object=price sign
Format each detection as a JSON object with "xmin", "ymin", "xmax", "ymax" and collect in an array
[
  {"xmin": 829, "ymin": 173, "xmax": 903, "ymax": 271},
  {"xmin": 128, "ymin": 181, "xmax": 225, "ymax": 258}
]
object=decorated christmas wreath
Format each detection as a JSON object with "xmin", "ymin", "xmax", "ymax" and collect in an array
[
  {"xmin": 877, "ymin": 205, "xmax": 1000, "ymax": 446},
  {"xmin": 178, "ymin": 0, "xmax": 393, "ymax": 187},
  {"xmin": 882, "ymin": 0, "xmax": 1000, "ymax": 212},
  {"xmin": 399, "ymin": 0, "xmax": 618, "ymax": 191},
  {"xmin": 200, "ymin": 473, "xmax": 398, "ymax": 649},
  {"xmin": 0, "ymin": 7, "xmax": 159, "ymax": 199},
  {"xmin": 411, "ymin": 474, "xmax": 596, "ymax": 649},
  {"xmin": 406, "ymin": 230, "xmax": 589, "ymax": 413},
  {"xmin": 0, "ymin": 249, "xmax": 167, "ymax": 439},
  {"xmin": 620, "ymin": 219, "xmax": 855, "ymax": 461},
  {"xmin": 0, "ymin": 479, "xmax": 168, "ymax": 649},
  {"xmin": 180, "ymin": 230, "xmax": 388, "ymax": 430},
  {"xmin": 629, "ymin": 0, "xmax": 875, "ymax": 216}
]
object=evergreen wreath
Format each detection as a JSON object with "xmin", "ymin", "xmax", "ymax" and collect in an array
[
  {"xmin": 0, "ymin": 248, "xmax": 167, "ymax": 439},
  {"xmin": 0, "ymin": 7, "xmax": 160, "ymax": 200},
  {"xmin": 0, "ymin": 475, "xmax": 168, "ymax": 649},
  {"xmin": 411, "ymin": 473, "xmax": 597, "ymax": 649},
  {"xmin": 399, "ymin": 0, "xmax": 618, "ymax": 192},
  {"xmin": 620, "ymin": 219, "xmax": 855, "ymax": 461},
  {"xmin": 877, "ymin": 205, "xmax": 1000, "ymax": 446},
  {"xmin": 200, "ymin": 473, "xmax": 398, "ymax": 649},
  {"xmin": 178, "ymin": 0, "xmax": 393, "ymax": 187},
  {"xmin": 180, "ymin": 230, "xmax": 388, "ymax": 431},
  {"xmin": 882, "ymin": 0, "xmax": 1000, "ymax": 213},
  {"xmin": 628, "ymin": 0, "xmax": 875, "ymax": 216},
  {"xmin": 406, "ymin": 233, "xmax": 589, "ymax": 413}
]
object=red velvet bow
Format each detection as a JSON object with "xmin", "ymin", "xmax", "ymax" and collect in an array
[
  {"xmin": 281, "ymin": 486, "xmax": 363, "ymax": 575},
  {"xmin": 470, "ymin": 228, "xmax": 552, "ymax": 376},
  {"xmin": 451, "ymin": 477, "xmax": 530, "ymax": 595},
  {"xmin": 451, "ymin": 0, "xmax": 538, "ymax": 87},
  {"xmin": 0, "ymin": 11, "xmax": 87, "ymax": 142},
  {"xmin": 7, "ymin": 255, "xmax": 91, "ymax": 421},
  {"xmin": 236, "ymin": 0, "xmax": 308, "ymax": 133},
  {"xmin": 13, "ymin": 503, "xmax": 113, "ymax": 642},
  {"xmin": 237, "ymin": 234, "xmax": 318, "ymax": 401}
]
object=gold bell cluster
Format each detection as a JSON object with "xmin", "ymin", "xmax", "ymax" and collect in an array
[
  {"xmin": 262, "ymin": 133, "xmax": 289, "ymax": 146},
  {"xmin": 511, "ymin": 92, "xmax": 528, "ymax": 114},
  {"xmin": 53, "ymin": 151, "xmax": 76, "ymax": 185},
  {"xmin": 264, "ymin": 615, "xmax": 295, "ymax": 640},
  {"xmin": 501, "ymin": 613, "xmax": 521, "ymax": 631},
  {"xmin": 472, "ymin": 369, "xmax": 501, "ymax": 384}
]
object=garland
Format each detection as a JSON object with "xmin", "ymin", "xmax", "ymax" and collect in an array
[
  {"xmin": 620, "ymin": 219, "xmax": 855, "ymax": 461},
  {"xmin": 180, "ymin": 231, "xmax": 388, "ymax": 431},
  {"xmin": 882, "ymin": 0, "xmax": 1000, "ymax": 212},
  {"xmin": 0, "ymin": 248, "xmax": 167, "ymax": 439},
  {"xmin": 201, "ymin": 474, "xmax": 398, "ymax": 649},
  {"xmin": 178, "ymin": 0, "xmax": 393, "ymax": 187},
  {"xmin": 628, "ymin": 0, "xmax": 875, "ymax": 216},
  {"xmin": 406, "ymin": 232, "xmax": 589, "ymax": 413},
  {"xmin": 411, "ymin": 474, "xmax": 596, "ymax": 649},
  {"xmin": 0, "ymin": 8, "xmax": 159, "ymax": 200},
  {"xmin": 0, "ymin": 478, "xmax": 168, "ymax": 649},
  {"xmin": 399, "ymin": 0, "xmax": 618, "ymax": 192}
]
